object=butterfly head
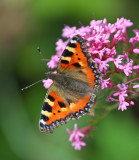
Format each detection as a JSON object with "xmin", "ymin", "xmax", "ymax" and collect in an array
[
  {"xmin": 45, "ymin": 71, "xmax": 57, "ymax": 80},
  {"xmin": 45, "ymin": 71, "xmax": 52, "ymax": 78}
]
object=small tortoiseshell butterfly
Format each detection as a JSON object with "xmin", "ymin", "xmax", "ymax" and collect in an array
[{"xmin": 40, "ymin": 35, "xmax": 102, "ymax": 133}]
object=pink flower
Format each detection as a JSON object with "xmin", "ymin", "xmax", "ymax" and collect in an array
[
  {"xmin": 118, "ymin": 59, "xmax": 133, "ymax": 76},
  {"xmin": 103, "ymin": 18, "xmax": 107, "ymax": 25},
  {"xmin": 42, "ymin": 79, "xmax": 53, "ymax": 89},
  {"xmin": 129, "ymin": 29, "xmax": 139, "ymax": 45},
  {"xmin": 77, "ymin": 26, "xmax": 91, "ymax": 37},
  {"xmin": 113, "ymin": 55, "xmax": 123, "ymax": 68},
  {"xmin": 62, "ymin": 25, "xmax": 77, "ymax": 38},
  {"xmin": 118, "ymin": 101, "xmax": 129, "ymax": 111},
  {"xmin": 113, "ymin": 30, "xmax": 123, "ymax": 42},
  {"xmin": 105, "ymin": 47, "xmax": 116, "ymax": 57},
  {"xmin": 130, "ymin": 101, "xmax": 134, "ymax": 106},
  {"xmin": 90, "ymin": 19, "xmax": 102, "ymax": 28},
  {"xmin": 72, "ymin": 140, "xmax": 86, "ymax": 150},
  {"xmin": 47, "ymin": 55, "xmax": 59, "ymax": 69},
  {"xmin": 67, "ymin": 124, "xmax": 92, "ymax": 150},
  {"xmin": 107, "ymin": 96, "xmax": 115, "ymax": 102},
  {"xmin": 104, "ymin": 23, "xmax": 116, "ymax": 34},
  {"xmin": 101, "ymin": 78, "xmax": 111, "ymax": 89},
  {"xmin": 113, "ymin": 90, "xmax": 128, "ymax": 102},
  {"xmin": 67, "ymin": 124, "xmax": 85, "ymax": 142},
  {"xmin": 117, "ymin": 83, "xmax": 128, "ymax": 91},
  {"xmin": 94, "ymin": 58, "xmax": 113, "ymax": 72},
  {"xmin": 133, "ymin": 65, "xmax": 139, "ymax": 70},
  {"xmin": 94, "ymin": 58, "xmax": 109, "ymax": 72},
  {"xmin": 92, "ymin": 47, "xmax": 106, "ymax": 59},
  {"xmin": 133, "ymin": 84, "xmax": 139, "ymax": 88},
  {"xmin": 133, "ymin": 48, "xmax": 139, "ymax": 54},
  {"xmin": 133, "ymin": 29, "xmax": 139, "ymax": 40},
  {"xmin": 56, "ymin": 39, "xmax": 67, "ymax": 52},
  {"xmin": 115, "ymin": 17, "xmax": 133, "ymax": 33}
]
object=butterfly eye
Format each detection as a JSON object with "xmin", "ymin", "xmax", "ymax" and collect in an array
[
  {"xmin": 45, "ymin": 72, "xmax": 51, "ymax": 77},
  {"xmin": 45, "ymin": 71, "xmax": 55, "ymax": 79}
]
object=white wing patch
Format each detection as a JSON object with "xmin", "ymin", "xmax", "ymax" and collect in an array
[{"xmin": 70, "ymin": 40, "xmax": 77, "ymax": 44}]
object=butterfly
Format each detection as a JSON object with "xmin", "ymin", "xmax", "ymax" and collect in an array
[{"xmin": 39, "ymin": 35, "xmax": 102, "ymax": 133}]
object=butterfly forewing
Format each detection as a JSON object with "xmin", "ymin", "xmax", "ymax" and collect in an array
[{"xmin": 57, "ymin": 35, "xmax": 92, "ymax": 71}]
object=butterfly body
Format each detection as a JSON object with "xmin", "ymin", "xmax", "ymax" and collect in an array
[
  {"xmin": 48, "ymin": 70, "xmax": 94, "ymax": 97},
  {"xmin": 40, "ymin": 35, "xmax": 102, "ymax": 133}
]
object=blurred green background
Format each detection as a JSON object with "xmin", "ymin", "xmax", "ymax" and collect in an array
[{"xmin": 0, "ymin": 0, "xmax": 139, "ymax": 160}]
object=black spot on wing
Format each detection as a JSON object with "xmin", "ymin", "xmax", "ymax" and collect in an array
[
  {"xmin": 48, "ymin": 95, "xmax": 55, "ymax": 102},
  {"xmin": 62, "ymin": 49, "xmax": 73, "ymax": 57},
  {"xmin": 72, "ymin": 37, "xmax": 78, "ymax": 41},
  {"xmin": 72, "ymin": 63, "xmax": 81, "ymax": 68},
  {"xmin": 43, "ymin": 102, "xmax": 52, "ymax": 112},
  {"xmin": 41, "ymin": 114, "xmax": 49, "ymax": 121},
  {"xmin": 58, "ymin": 101, "xmax": 66, "ymax": 108},
  {"xmin": 68, "ymin": 42, "xmax": 76, "ymax": 48},
  {"xmin": 61, "ymin": 60, "xmax": 69, "ymax": 64}
]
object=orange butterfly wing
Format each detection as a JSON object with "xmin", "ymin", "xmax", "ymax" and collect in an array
[{"xmin": 40, "ymin": 89, "xmax": 71, "ymax": 133}]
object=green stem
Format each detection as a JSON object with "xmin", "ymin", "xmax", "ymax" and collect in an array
[{"xmin": 88, "ymin": 104, "xmax": 118, "ymax": 126}]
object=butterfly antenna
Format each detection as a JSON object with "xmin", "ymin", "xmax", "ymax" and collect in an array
[
  {"xmin": 78, "ymin": 21, "xmax": 83, "ymax": 27},
  {"xmin": 37, "ymin": 47, "xmax": 50, "ymax": 62},
  {"xmin": 21, "ymin": 79, "xmax": 43, "ymax": 91},
  {"xmin": 92, "ymin": 13, "xmax": 95, "ymax": 20}
]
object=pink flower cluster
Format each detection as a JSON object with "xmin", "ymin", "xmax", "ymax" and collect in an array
[
  {"xmin": 66, "ymin": 124, "xmax": 93, "ymax": 150},
  {"xmin": 108, "ymin": 78, "xmax": 139, "ymax": 111},
  {"xmin": 43, "ymin": 17, "xmax": 139, "ymax": 112}
]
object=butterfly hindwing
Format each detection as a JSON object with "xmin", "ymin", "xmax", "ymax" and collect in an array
[
  {"xmin": 70, "ymin": 94, "xmax": 96, "ymax": 119},
  {"xmin": 40, "ymin": 88, "xmax": 96, "ymax": 133},
  {"xmin": 40, "ymin": 86, "xmax": 71, "ymax": 133}
]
